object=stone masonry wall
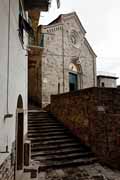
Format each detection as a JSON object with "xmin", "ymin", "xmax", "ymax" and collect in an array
[{"xmin": 50, "ymin": 87, "xmax": 120, "ymax": 169}]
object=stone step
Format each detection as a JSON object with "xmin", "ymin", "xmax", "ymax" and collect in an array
[
  {"xmin": 31, "ymin": 142, "xmax": 82, "ymax": 151},
  {"xmin": 33, "ymin": 152, "xmax": 94, "ymax": 162},
  {"xmin": 38, "ymin": 157, "xmax": 97, "ymax": 171},
  {"xmin": 28, "ymin": 115, "xmax": 53, "ymax": 118},
  {"xmin": 31, "ymin": 138, "xmax": 75, "ymax": 146},
  {"xmin": 28, "ymin": 113, "xmax": 50, "ymax": 117},
  {"xmin": 31, "ymin": 147, "xmax": 88, "ymax": 157},
  {"xmin": 28, "ymin": 122, "xmax": 57, "ymax": 126},
  {"xmin": 28, "ymin": 118, "xmax": 55, "ymax": 122},
  {"xmin": 28, "ymin": 125, "xmax": 63, "ymax": 130},
  {"xmin": 28, "ymin": 117, "xmax": 57, "ymax": 121},
  {"xmin": 29, "ymin": 135, "xmax": 71, "ymax": 142},
  {"xmin": 28, "ymin": 113, "xmax": 50, "ymax": 115},
  {"xmin": 28, "ymin": 131, "xmax": 70, "ymax": 138},
  {"xmin": 31, "ymin": 143, "xmax": 87, "ymax": 152},
  {"xmin": 28, "ymin": 113, "xmax": 47, "ymax": 116},
  {"xmin": 28, "ymin": 128, "xmax": 68, "ymax": 133},
  {"xmin": 28, "ymin": 117, "xmax": 50, "ymax": 120},
  {"xmin": 28, "ymin": 122, "xmax": 62, "ymax": 127},
  {"xmin": 28, "ymin": 125, "xmax": 64, "ymax": 130},
  {"xmin": 28, "ymin": 109, "xmax": 97, "ymax": 171},
  {"xmin": 28, "ymin": 119, "xmax": 55, "ymax": 123},
  {"xmin": 28, "ymin": 116, "xmax": 50, "ymax": 119}
]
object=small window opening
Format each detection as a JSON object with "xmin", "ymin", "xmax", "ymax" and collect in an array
[{"xmin": 101, "ymin": 82, "xmax": 105, "ymax": 87}]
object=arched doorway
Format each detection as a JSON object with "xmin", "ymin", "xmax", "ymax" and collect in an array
[
  {"xmin": 16, "ymin": 95, "xmax": 24, "ymax": 171},
  {"xmin": 69, "ymin": 63, "xmax": 83, "ymax": 91}
]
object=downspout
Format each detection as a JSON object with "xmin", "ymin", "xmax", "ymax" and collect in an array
[
  {"xmin": 62, "ymin": 25, "xmax": 65, "ymax": 92},
  {"xmin": 2, "ymin": 0, "xmax": 12, "ymax": 153},
  {"xmin": 93, "ymin": 56, "xmax": 96, "ymax": 87},
  {"xmin": 4, "ymin": 0, "xmax": 13, "ymax": 120},
  {"xmin": 7, "ymin": 0, "xmax": 10, "ymax": 114}
]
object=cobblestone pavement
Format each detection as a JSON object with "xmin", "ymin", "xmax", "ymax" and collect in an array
[{"xmin": 38, "ymin": 163, "xmax": 120, "ymax": 180}]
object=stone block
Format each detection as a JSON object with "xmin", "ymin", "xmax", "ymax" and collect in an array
[{"xmin": 24, "ymin": 141, "xmax": 31, "ymax": 166}]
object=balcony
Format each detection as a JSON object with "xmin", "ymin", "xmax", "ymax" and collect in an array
[
  {"xmin": 24, "ymin": 0, "xmax": 51, "ymax": 11},
  {"xmin": 27, "ymin": 32, "xmax": 44, "ymax": 50}
]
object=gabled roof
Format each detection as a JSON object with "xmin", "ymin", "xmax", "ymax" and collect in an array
[
  {"xmin": 38, "ymin": 11, "xmax": 97, "ymax": 58},
  {"xmin": 48, "ymin": 11, "xmax": 86, "ymax": 35}
]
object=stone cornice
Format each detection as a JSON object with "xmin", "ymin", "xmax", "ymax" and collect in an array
[
  {"xmin": 41, "ymin": 23, "xmax": 63, "ymax": 30},
  {"xmin": 41, "ymin": 12, "xmax": 86, "ymax": 35}
]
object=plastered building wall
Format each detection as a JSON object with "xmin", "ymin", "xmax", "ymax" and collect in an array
[
  {"xmin": 97, "ymin": 76, "xmax": 117, "ymax": 88},
  {"xmin": 41, "ymin": 12, "xmax": 96, "ymax": 107},
  {"xmin": 0, "ymin": 0, "xmax": 28, "ymax": 155}
]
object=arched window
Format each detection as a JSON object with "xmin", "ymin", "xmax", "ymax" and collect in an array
[{"xmin": 69, "ymin": 63, "xmax": 83, "ymax": 91}]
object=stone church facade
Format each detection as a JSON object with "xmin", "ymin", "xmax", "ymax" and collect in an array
[{"xmin": 29, "ymin": 12, "xmax": 97, "ymax": 107}]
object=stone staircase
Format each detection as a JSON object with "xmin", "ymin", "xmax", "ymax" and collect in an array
[{"xmin": 28, "ymin": 107, "xmax": 97, "ymax": 172}]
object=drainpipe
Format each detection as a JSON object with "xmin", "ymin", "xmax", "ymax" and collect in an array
[
  {"xmin": 93, "ymin": 56, "xmax": 96, "ymax": 87},
  {"xmin": 4, "ymin": 0, "xmax": 13, "ymax": 119},
  {"xmin": 3, "ymin": 0, "xmax": 13, "ymax": 153},
  {"xmin": 62, "ymin": 25, "xmax": 65, "ymax": 92},
  {"xmin": 6, "ymin": 0, "xmax": 10, "ymax": 114},
  {"xmin": 5, "ymin": 0, "xmax": 13, "ymax": 118},
  {"xmin": 3, "ymin": 0, "xmax": 12, "ymax": 153}
]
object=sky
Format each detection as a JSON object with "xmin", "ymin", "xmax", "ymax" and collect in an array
[{"xmin": 40, "ymin": 0, "xmax": 120, "ymax": 84}]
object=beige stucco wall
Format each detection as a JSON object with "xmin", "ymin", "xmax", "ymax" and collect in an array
[
  {"xmin": 0, "ymin": 0, "xmax": 28, "ymax": 155},
  {"xmin": 98, "ymin": 77, "xmax": 117, "ymax": 88},
  {"xmin": 41, "ymin": 13, "xmax": 96, "ymax": 107}
]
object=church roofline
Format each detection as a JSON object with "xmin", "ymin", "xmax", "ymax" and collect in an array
[
  {"xmin": 37, "ymin": 12, "xmax": 97, "ymax": 58},
  {"xmin": 47, "ymin": 11, "xmax": 86, "ymax": 35},
  {"xmin": 84, "ymin": 37, "xmax": 97, "ymax": 58},
  {"xmin": 62, "ymin": 12, "xmax": 86, "ymax": 35},
  {"xmin": 48, "ymin": 14, "xmax": 62, "ymax": 25}
]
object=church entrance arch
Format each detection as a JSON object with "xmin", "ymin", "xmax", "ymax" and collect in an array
[
  {"xmin": 16, "ymin": 95, "xmax": 24, "ymax": 171},
  {"xmin": 69, "ymin": 62, "xmax": 83, "ymax": 91}
]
